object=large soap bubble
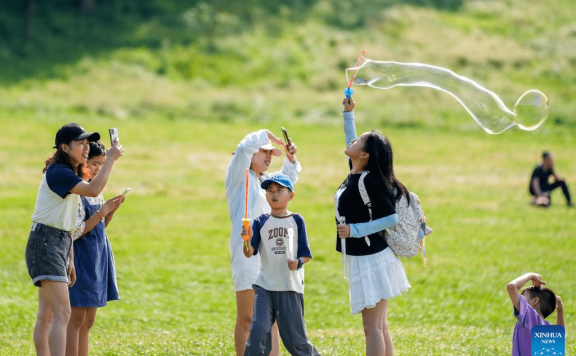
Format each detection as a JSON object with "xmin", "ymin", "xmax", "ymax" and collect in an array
[{"xmin": 347, "ymin": 59, "xmax": 549, "ymax": 134}]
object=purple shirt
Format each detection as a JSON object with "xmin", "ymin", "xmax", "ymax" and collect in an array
[{"xmin": 512, "ymin": 295, "xmax": 551, "ymax": 356}]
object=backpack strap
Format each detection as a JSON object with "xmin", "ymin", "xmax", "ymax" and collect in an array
[
  {"xmin": 357, "ymin": 171, "xmax": 372, "ymax": 246},
  {"xmin": 334, "ymin": 186, "xmax": 346, "ymax": 225},
  {"xmin": 358, "ymin": 171, "xmax": 372, "ymax": 219}
]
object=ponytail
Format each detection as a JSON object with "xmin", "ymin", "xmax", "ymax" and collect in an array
[{"xmin": 43, "ymin": 154, "xmax": 55, "ymax": 173}]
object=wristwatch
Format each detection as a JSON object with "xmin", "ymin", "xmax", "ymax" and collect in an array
[{"xmin": 297, "ymin": 258, "xmax": 304, "ymax": 270}]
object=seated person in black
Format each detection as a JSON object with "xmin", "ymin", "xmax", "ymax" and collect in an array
[{"xmin": 529, "ymin": 151, "xmax": 572, "ymax": 207}]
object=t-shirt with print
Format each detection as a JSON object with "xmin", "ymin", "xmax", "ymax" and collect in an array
[
  {"xmin": 512, "ymin": 295, "xmax": 551, "ymax": 356},
  {"xmin": 251, "ymin": 213, "xmax": 312, "ymax": 294},
  {"xmin": 31, "ymin": 164, "xmax": 83, "ymax": 232}
]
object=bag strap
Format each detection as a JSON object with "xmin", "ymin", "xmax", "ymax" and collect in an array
[
  {"xmin": 80, "ymin": 196, "xmax": 92, "ymax": 222},
  {"xmin": 357, "ymin": 171, "xmax": 372, "ymax": 246},
  {"xmin": 334, "ymin": 186, "xmax": 346, "ymax": 225},
  {"xmin": 357, "ymin": 171, "xmax": 372, "ymax": 219}
]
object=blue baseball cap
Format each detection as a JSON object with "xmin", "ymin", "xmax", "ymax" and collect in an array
[{"xmin": 261, "ymin": 172, "xmax": 294, "ymax": 191}]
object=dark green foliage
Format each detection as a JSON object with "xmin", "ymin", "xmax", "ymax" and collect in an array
[{"xmin": 403, "ymin": 0, "xmax": 464, "ymax": 11}]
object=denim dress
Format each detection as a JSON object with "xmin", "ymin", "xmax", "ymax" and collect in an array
[{"xmin": 69, "ymin": 196, "xmax": 119, "ymax": 307}]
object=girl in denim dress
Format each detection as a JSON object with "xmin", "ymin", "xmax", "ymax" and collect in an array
[{"xmin": 66, "ymin": 141, "xmax": 124, "ymax": 356}]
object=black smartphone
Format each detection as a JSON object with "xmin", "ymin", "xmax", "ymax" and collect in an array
[
  {"xmin": 281, "ymin": 127, "xmax": 291, "ymax": 147},
  {"xmin": 109, "ymin": 128, "xmax": 119, "ymax": 147}
]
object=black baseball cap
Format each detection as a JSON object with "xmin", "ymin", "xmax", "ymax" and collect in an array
[{"xmin": 53, "ymin": 123, "xmax": 100, "ymax": 148}]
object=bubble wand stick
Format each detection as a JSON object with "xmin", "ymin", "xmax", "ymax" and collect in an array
[
  {"xmin": 242, "ymin": 169, "xmax": 250, "ymax": 251},
  {"xmin": 344, "ymin": 50, "xmax": 366, "ymax": 103}
]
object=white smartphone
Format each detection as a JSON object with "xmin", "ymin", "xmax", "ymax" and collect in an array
[
  {"xmin": 122, "ymin": 188, "xmax": 131, "ymax": 196},
  {"xmin": 109, "ymin": 128, "xmax": 119, "ymax": 146}
]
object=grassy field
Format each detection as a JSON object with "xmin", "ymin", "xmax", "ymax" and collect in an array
[
  {"xmin": 0, "ymin": 111, "xmax": 574, "ymax": 355},
  {"xmin": 1, "ymin": 0, "xmax": 575, "ymax": 354}
]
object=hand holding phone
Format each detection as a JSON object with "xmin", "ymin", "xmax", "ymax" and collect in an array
[
  {"xmin": 281, "ymin": 127, "xmax": 291, "ymax": 147},
  {"xmin": 106, "ymin": 128, "xmax": 124, "ymax": 161},
  {"xmin": 280, "ymin": 127, "xmax": 297, "ymax": 162},
  {"xmin": 109, "ymin": 128, "xmax": 119, "ymax": 147}
]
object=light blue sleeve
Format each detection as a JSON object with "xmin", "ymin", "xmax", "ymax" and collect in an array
[
  {"xmin": 349, "ymin": 214, "xmax": 399, "ymax": 238},
  {"xmin": 342, "ymin": 110, "xmax": 357, "ymax": 147}
]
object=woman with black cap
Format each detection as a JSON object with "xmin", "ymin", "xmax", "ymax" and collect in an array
[{"xmin": 25, "ymin": 123, "xmax": 124, "ymax": 356}]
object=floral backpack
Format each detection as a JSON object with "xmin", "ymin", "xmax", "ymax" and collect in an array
[{"xmin": 358, "ymin": 171, "xmax": 431, "ymax": 266}]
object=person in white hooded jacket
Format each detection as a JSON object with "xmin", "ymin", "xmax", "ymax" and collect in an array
[{"xmin": 225, "ymin": 129, "xmax": 300, "ymax": 356}]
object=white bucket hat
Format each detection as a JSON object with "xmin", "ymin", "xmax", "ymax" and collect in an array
[{"xmin": 259, "ymin": 140, "xmax": 282, "ymax": 157}]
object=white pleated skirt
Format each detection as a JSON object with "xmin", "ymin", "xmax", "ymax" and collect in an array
[{"xmin": 346, "ymin": 247, "xmax": 411, "ymax": 315}]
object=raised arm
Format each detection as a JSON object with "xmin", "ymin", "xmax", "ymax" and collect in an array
[
  {"xmin": 506, "ymin": 273, "xmax": 545, "ymax": 312},
  {"xmin": 70, "ymin": 142, "xmax": 124, "ymax": 197},
  {"xmin": 342, "ymin": 97, "xmax": 357, "ymax": 148},
  {"xmin": 279, "ymin": 142, "xmax": 301, "ymax": 188},
  {"xmin": 225, "ymin": 130, "xmax": 270, "ymax": 191},
  {"xmin": 276, "ymin": 130, "xmax": 298, "ymax": 165},
  {"xmin": 555, "ymin": 295, "xmax": 565, "ymax": 327}
]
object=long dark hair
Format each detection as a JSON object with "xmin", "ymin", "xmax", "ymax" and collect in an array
[
  {"xmin": 43, "ymin": 143, "xmax": 88, "ymax": 178},
  {"xmin": 363, "ymin": 130, "xmax": 410, "ymax": 204}
]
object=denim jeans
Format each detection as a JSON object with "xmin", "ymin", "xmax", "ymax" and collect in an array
[{"xmin": 25, "ymin": 223, "xmax": 72, "ymax": 287}]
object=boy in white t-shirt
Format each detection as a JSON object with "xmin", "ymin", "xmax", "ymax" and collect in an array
[{"xmin": 242, "ymin": 173, "xmax": 320, "ymax": 356}]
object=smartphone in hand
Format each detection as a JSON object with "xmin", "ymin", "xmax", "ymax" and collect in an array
[
  {"xmin": 109, "ymin": 128, "xmax": 119, "ymax": 147},
  {"xmin": 281, "ymin": 127, "xmax": 291, "ymax": 147}
]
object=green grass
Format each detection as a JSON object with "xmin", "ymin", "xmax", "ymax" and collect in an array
[{"xmin": 0, "ymin": 112, "xmax": 574, "ymax": 355}]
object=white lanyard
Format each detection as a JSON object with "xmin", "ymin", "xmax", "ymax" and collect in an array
[{"xmin": 334, "ymin": 185, "xmax": 347, "ymax": 279}]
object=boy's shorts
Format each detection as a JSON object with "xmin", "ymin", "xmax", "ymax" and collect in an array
[
  {"xmin": 230, "ymin": 241, "xmax": 260, "ymax": 291},
  {"xmin": 25, "ymin": 223, "xmax": 72, "ymax": 287}
]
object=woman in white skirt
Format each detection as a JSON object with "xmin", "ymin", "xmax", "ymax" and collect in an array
[{"xmin": 335, "ymin": 97, "xmax": 411, "ymax": 356}]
